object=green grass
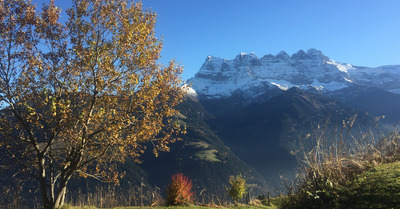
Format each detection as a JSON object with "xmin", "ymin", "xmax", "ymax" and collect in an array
[
  {"xmin": 66, "ymin": 205, "xmax": 276, "ymax": 209},
  {"xmin": 186, "ymin": 141, "xmax": 221, "ymax": 162},
  {"xmin": 280, "ymin": 161, "xmax": 400, "ymax": 209},
  {"xmin": 194, "ymin": 149, "xmax": 220, "ymax": 162},
  {"xmin": 186, "ymin": 141, "xmax": 210, "ymax": 149},
  {"xmin": 61, "ymin": 162, "xmax": 400, "ymax": 209},
  {"xmin": 338, "ymin": 161, "xmax": 400, "ymax": 209}
]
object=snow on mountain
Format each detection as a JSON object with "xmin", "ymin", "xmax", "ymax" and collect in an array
[
  {"xmin": 347, "ymin": 65, "xmax": 400, "ymax": 93},
  {"xmin": 188, "ymin": 49, "xmax": 400, "ymax": 98}
]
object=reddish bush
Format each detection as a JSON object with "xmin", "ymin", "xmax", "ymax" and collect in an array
[{"xmin": 166, "ymin": 173, "xmax": 194, "ymax": 206}]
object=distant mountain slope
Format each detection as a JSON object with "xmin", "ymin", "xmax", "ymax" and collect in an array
[
  {"xmin": 201, "ymin": 88, "xmax": 379, "ymax": 186},
  {"xmin": 329, "ymin": 86, "xmax": 400, "ymax": 124},
  {"xmin": 137, "ymin": 95, "xmax": 271, "ymax": 197}
]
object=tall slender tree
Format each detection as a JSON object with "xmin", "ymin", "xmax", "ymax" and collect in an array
[{"xmin": 0, "ymin": 0, "xmax": 185, "ymax": 208}]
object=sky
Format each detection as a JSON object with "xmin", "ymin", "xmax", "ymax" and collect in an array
[{"xmin": 34, "ymin": 0, "xmax": 400, "ymax": 80}]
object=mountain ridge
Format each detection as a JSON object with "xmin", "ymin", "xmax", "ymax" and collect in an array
[{"xmin": 188, "ymin": 49, "xmax": 400, "ymax": 99}]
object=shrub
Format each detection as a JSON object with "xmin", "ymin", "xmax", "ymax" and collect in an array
[
  {"xmin": 166, "ymin": 173, "xmax": 194, "ymax": 206},
  {"xmin": 227, "ymin": 174, "xmax": 247, "ymax": 205},
  {"xmin": 280, "ymin": 172, "xmax": 341, "ymax": 209}
]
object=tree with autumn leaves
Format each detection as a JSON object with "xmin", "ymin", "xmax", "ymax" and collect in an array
[
  {"xmin": 0, "ymin": 0, "xmax": 186, "ymax": 208},
  {"xmin": 166, "ymin": 173, "xmax": 194, "ymax": 206}
]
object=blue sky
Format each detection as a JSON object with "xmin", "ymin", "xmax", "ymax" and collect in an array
[{"xmin": 35, "ymin": 0, "xmax": 400, "ymax": 80}]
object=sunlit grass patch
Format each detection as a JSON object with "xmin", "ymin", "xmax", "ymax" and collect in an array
[
  {"xmin": 187, "ymin": 141, "xmax": 210, "ymax": 149},
  {"xmin": 195, "ymin": 149, "xmax": 220, "ymax": 162}
]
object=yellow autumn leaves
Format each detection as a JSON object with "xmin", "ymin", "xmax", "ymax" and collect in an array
[{"xmin": 1, "ymin": 0, "xmax": 185, "ymax": 193}]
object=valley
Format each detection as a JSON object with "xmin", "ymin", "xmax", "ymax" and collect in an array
[{"xmin": 98, "ymin": 49, "xmax": 400, "ymax": 196}]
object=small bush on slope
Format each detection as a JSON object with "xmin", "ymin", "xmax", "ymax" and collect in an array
[
  {"xmin": 227, "ymin": 175, "xmax": 247, "ymax": 205},
  {"xmin": 166, "ymin": 173, "xmax": 194, "ymax": 206}
]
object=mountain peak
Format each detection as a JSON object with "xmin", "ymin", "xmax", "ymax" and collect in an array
[
  {"xmin": 234, "ymin": 52, "xmax": 260, "ymax": 66},
  {"xmin": 234, "ymin": 52, "xmax": 258, "ymax": 59},
  {"xmin": 205, "ymin": 55, "xmax": 222, "ymax": 62},
  {"xmin": 291, "ymin": 50, "xmax": 309, "ymax": 60},
  {"xmin": 307, "ymin": 48, "xmax": 330, "ymax": 62},
  {"xmin": 276, "ymin": 51, "xmax": 290, "ymax": 60},
  {"xmin": 291, "ymin": 49, "xmax": 330, "ymax": 62},
  {"xmin": 306, "ymin": 48, "xmax": 323, "ymax": 55}
]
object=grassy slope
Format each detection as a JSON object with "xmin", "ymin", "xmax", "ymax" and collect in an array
[
  {"xmin": 62, "ymin": 161, "xmax": 400, "ymax": 209},
  {"xmin": 67, "ymin": 206, "xmax": 276, "ymax": 209},
  {"xmin": 63, "ymin": 196, "xmax": 286, "ymax": 209},
  {"xmin": 279, "ymin": 161, "xmax": 400, "ymax": 209},
  {"xmin": 339, "ymin": 161, "xmax": 400, "ymax": 209}
]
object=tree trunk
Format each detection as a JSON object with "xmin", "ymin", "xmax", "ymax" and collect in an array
[
  {"xmin": 53, "ymin": 172, "xmax": 71, "ymax": 209},
  {"xmin": 40, "ymin": 164, "xmax": 73, "ymax": 209},
  {"xmin": 39, "ymin": 177, "xmax": 51, "ymax": 209},
  {"xmin": 38, "ymin": 155, "xmax": 51, "ymax": 209},
  {"xmin": 53, "ymin": 183, "xmax": 67, "ymax": 209}
]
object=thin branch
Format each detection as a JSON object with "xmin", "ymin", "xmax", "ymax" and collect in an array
[
  {"xmin": 77, "ymin": 170, "xmax": 102, "ymax": 182},
  {"xmin": 78, "ymin": 143, "xmax": 111, "ymax": 169}
]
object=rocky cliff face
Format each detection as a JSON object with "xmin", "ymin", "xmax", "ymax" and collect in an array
[{"xmin": 189, "ymin": 49, "xmax": 400, "ymax": 99}]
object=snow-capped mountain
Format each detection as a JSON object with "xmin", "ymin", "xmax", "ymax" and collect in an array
[
  {"xmin": 180, "ymin": 49, "xmax": 400, "ymax": 190},
  {"xmin": 188, "ymin": 49, "xmax": 400, "ymax": 98}
]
